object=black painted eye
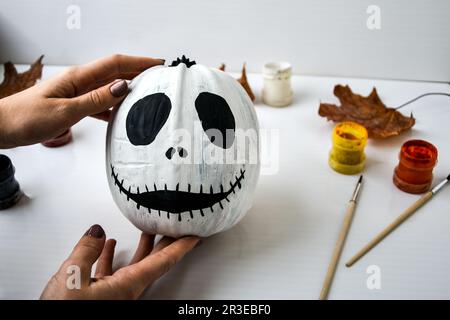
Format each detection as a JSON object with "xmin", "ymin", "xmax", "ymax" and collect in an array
[
  {"xmin": 195, "ymin": 92, "xmax": 235, "ymax": 149},
  {"xmin": 126, "ymin": 93, "xmax": 171, "ymax": 146}
]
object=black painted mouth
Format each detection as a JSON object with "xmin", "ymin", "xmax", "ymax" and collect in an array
[{"xmin": 110, "ymin": 164, "xmax": 245, "ymax": 221}]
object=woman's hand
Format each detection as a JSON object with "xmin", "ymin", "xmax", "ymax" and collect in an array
[
  {"xmin": 40, "ymin": 224, "xmax": 199, "ymax": 300},
  {"xmin": 0, "ymin": 54, "xmax": 164, "ymax": 148}
]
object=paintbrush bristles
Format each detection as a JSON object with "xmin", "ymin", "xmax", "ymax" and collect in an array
[{"xmin": 350, "ymin": 175, "xmax": 363, "ymax": 202}]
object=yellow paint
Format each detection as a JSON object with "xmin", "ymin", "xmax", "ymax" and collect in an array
[{"xmin": 329, "ymin": 122, "xmax": 368, "ymax": 175}]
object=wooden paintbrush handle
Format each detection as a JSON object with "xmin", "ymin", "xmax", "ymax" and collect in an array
[
  {"xmin": 320, "ymin": 200, "xmax": 357, "ymax": 300},
  {"xmin": 346, "ymin": 191, "xmax": 433, "ymax": 267}
]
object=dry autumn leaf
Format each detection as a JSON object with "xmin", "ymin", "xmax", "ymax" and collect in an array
[
  {"xmin": 237, "ymin": 63, "xmax": 255, "ymax": 102},
  {"xmin": 218, "ymin": 63, "xmax": 255, "ymax": 102},
  {"xmin": 318, "ymin": 84, "xmax": 415, "ymax": 139},
  {"xmin": 0, "ymin": 55, "xmax": 44, "ymax": 99}
]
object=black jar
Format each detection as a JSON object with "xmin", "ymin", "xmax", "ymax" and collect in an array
[{"xmin": 0, "ymin": 154, "xmax": 23, "ymax": 209}]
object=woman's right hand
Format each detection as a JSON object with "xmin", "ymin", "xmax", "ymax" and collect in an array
[
  {"xmin": 40, "ymin": 224, "xmax": 200, "ymax": 300},
  {"xmin": 0, "ymin": 54, "xmax": 164, "ymax": 148}
]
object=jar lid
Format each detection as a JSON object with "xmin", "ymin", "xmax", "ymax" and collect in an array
[
  {"xmin": 332, "ymin": 122, "xmax": 368, "ymax": 151},
  {"xmin": 399, "ymin": 139, "xmax": 438, "ymax": 169},
  {"xmin": 263, "ymin": 62, "xmax": 292, "ymax": 76},
  {"xmin": 0, "ymin": 154, "xmax": 14, "ymax": 182},
  {"xmin": 329, "ymin": 152, "xmax": 366, "ymax": 175},
  {"xmin": 393, "ymin": 167, "xmax": 432, "ymax": 194},
  {"xmin": 0, "ymin": 154, "xmax": 22, "ymax": 209}
]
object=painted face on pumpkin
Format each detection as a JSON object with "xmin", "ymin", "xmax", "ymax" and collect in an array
[{"xmin": 106, "ymin": 56, "xmax": 260, "ymax": 237}]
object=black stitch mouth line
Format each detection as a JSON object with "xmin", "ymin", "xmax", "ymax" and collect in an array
[{"xmin": 110, "ymin": 164, "xmax": 245, "ymax": 221}]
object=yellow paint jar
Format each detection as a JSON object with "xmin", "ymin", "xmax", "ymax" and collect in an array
[{"xmin": 329, "ymin": 122, "xmax": 368, "ymax": 175}]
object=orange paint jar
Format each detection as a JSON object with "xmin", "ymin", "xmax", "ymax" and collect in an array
[{"xmin": 393, "ymin": 139, "xmax": 438, "ymax": 194}]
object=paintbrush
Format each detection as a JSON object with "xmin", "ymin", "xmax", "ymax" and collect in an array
[
  {"xmin": 319, "ymin": 175, "xmax": 363, "ymax": 300},
  {"xmin": 346, "ymin": 174, "xmax": 450, "ymax": 267}
]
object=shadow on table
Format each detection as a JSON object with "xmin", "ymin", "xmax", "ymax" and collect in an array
[
  {"xmin": 1, "ymin": 193, "xmax": 33, "ymax": 215},
  {"xmin": 139, "ymin": 178, "xmax": 314, "ymax": 299}
]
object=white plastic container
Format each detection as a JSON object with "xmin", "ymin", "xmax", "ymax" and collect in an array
[{"xmin": 262, "ymin": 62, "xmax": 293, "ymax": 107}]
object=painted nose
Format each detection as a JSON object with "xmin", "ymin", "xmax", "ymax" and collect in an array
[{"xmin": 165, "ymin": 147, "xmax": 188, "ymax": 160}]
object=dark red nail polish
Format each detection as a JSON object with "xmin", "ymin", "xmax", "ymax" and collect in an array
[
  {"xmin": 110, "ymin": 80, "xmax": 128, "ymax": 97},
  {"xmin": 84, "ymin": 224, "xmax": 105, "ymax": 238},
  {"xmin": 195, "ymin": 239, "xmax": 203, "ymax": 248}
]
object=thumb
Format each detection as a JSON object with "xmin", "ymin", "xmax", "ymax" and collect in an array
[
  {"xmin": 62, "ymin": 224, "xmax": 106, "ymax": 287},
  {"xmin": 68, "ymin": 79, "xmax": 128, "ymax": 120}
]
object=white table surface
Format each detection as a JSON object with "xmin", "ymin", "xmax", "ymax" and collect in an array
[{"xmin": 1, "ymin": 65, "xmax": 449, "ymax": 299}]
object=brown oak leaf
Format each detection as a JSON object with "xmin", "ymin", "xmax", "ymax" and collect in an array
[
  {"xmin": 237, "ymin": 63, "xmax": 255, "ymax": 102},
  {"xmin": 0, "ymin": 55, "xmax": 44, "ymax": 99},
  {"xmin": 218, "ymin": 63, "xmax": 255, "ymax": 102},
  {"xmin": 318, "ymin": 84, "xmax": 415, "ymax": 139}
]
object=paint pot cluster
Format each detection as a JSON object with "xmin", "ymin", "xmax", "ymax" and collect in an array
[
  {"xmin": 0, "ymin": 154, "xmax": 23, "ymax": 210},
  {"xmin": 393, "ymin": 139, "xmax": 438, "ymax": 194},
  {"xmin": 327, "ymin": 122, "xmax": 439, "ymax": 194},
  {"xmin": 329, "ymin": 122, "xmax": 368, "ymax": 175}
]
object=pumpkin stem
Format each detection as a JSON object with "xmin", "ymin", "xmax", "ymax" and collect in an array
[{"xmin": 169, "ymin": 55, "xmax": 196, "ymax": 68}]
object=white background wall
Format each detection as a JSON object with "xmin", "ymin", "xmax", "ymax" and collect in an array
[{"xmin": 0, "ymin": 0, "xmax": 449, "ymax": 81}]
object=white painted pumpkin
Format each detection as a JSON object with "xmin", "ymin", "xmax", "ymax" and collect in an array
[{"xmin": 106, "ymin": 56, "xmax": 260, "ymax": 237}]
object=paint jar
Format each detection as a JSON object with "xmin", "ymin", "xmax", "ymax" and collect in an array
[
  {"xmin": 42, "ymin": 128, "xmax": 72, "ymax": 147},
  {"xmin": 0, "ymin": 154, "xmax": 23, "ymax": 209},
  {"xmin": 262, "ymin": 62, "xmax": 293, "ymax": 107},
  {"xmin": 329, "ymin": 122, "xmax": 368, "ymax": 175},
  {"xmin": 393, "ymin": 139, "xmax": 438, "ymax": 194}
]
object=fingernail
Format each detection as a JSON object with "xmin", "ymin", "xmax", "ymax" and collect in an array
[
  {"xmin": 84, "ymin": 224, "xmax": 105, "ymax": 238},
  {"xmin": 158, "ymin": 59, "xmax": 165, "ymax": 64},
  {"xmin": 109, "ymin": 80, "xmax": 128, "ymax": 97},
  {"xmin": 195, "ymin": 239, "xmax": 203, "ymax": 248}
]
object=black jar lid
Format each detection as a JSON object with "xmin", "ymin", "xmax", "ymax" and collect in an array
[{"xmin": 0, "ymin": 154, "xmax": 14, "ymax": 182}]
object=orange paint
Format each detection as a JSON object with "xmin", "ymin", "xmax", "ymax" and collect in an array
[{"xmin": 393, "ymin": 139, "xmax": 438, "ymax": 194}]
